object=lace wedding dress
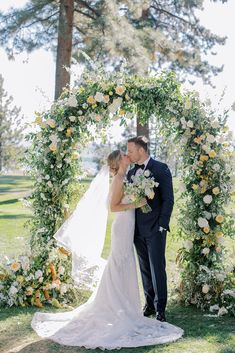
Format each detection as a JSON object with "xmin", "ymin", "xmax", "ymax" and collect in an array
[{"xmin": 31, "ymin": 196, "xmax": 183, "ymax": 349}]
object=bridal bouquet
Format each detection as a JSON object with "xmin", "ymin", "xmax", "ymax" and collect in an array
[{"xmin": 124, "ymin": 170, "xmax": 159, "ymax": 213}]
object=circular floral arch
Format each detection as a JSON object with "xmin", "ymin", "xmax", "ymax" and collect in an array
[{"xmin": 1, "ymin": 71, "xmax": 234, "ymax": 314}]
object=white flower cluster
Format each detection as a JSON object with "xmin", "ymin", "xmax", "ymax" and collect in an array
[{"xmin": 124, "ymin": 170, "xmax": 159, "ymax": 213}]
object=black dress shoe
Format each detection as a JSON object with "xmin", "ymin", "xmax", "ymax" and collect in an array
[
  {"xmin": 156, "ymin": 312, "xmax": 166, "ymax": 322},
  {"xmin": 143, "ymin": 305, "xmax": 156, "ymax": 317}
]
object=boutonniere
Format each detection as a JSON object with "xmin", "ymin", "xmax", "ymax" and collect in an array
[
  {"xmin": 143, "ymin": 169, "xmax": 152, "ymax": 178},
  {"xmin": 144, "ymin": 169, "xmax": 159, "ymax": 187}
]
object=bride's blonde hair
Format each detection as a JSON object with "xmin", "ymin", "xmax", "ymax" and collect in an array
[{"xmin": 107, "ymin": 150, "xmax": 122, "ymax": 175}]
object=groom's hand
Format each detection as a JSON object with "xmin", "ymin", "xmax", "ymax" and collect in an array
[{"xmin": 159, "ymin": 226, "xmax": 167, "ymax": 233}]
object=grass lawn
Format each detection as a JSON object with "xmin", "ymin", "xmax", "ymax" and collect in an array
[
  {"xmin": 0, "ymin": 175, "xmax": 234, "ymax": 353},
  {"xmin": 0, "ymin": 176, "xmax": 33, "ymax": 257}
]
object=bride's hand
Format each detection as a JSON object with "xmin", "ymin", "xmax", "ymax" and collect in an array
[{"xmin": 136, "ymin": 198, "xmax": 147, "ymax": 208}]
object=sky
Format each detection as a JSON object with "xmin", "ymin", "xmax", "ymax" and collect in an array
[{"xmin": 0, "ymin": 0, "xmax": 235, "ymax": 138}]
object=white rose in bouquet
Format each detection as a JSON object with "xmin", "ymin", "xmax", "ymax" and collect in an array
[{"xmin": 125, "ymin": 171, "xmax": 159, "ymax": 213}]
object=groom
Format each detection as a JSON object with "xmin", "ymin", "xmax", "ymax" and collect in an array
[{"xmin": 127, "ymin": 136, "xmax": 174, "ymax": 322}]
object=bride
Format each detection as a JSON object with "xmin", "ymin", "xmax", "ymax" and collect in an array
[{"xmin": 31, "ymin": 150, "xmax": 183, "ymax": 349}]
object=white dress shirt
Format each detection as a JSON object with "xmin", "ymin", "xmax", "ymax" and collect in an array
[{"xmin": 135, "ymin": 156, "xmax": 151, "ymax": 176}]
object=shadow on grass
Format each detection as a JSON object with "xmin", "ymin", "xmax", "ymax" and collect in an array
[
  {"xmin": 0, "ymin": 187, "xmax": 17, "ymax": 193},
  {"xmin": 1, "ymin": 305, "xmax": 234, "ymax": 353},
  {"xmin": 0, "ymin": 198, "xmax": 19, "ymax": 205},
  {"xmin": 0, "ymin": 188, "xmax": 31, "ymax": 194},
  {"xmin": 80, "ymin": 178, "xmax": 92, "ymax": 182},
  {"xmin": 0, "ymin": 214, "xmax": 32, "ymax": 220},
  {"xmin": 9, "ymin": 339, "xmax": 88, "ymax": 353},
  {"xmin": 0, "ymin": 175, "xmax": 32, "ymax": 183}
]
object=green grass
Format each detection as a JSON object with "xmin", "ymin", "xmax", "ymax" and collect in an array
[
  {"xmin": 0, "ymin": 304, "xmax": 234, "ymax": 353},
  {"xmin": 0, "ymin": 175, "xmax": 33, "ymax": 256},
  {"xmin": 0, "ymin": 175, "xmax": 234, "ymax": 353}
]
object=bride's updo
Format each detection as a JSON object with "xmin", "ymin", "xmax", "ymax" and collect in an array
[{"xmin": 107, "ymin": 150, "xmax": 122, "ymax": 175}]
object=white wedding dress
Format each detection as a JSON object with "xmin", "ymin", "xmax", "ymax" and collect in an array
[{"xmin": 31, "ymin": 195, "xmax": 183, "ymax": 349}]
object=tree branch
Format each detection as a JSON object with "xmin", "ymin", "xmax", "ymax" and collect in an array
[
  {"xmin": 74, "ymin": 8, "xmax": 96, "ymax": 20},
  {"xmin": 22, "ymin": 11, "xmax": 59, "ymax": 29},
  {"xmin": 74, "ymin": 25, "xmax": 86, "ymax": 35},
  {"xmin": 150, "ymin": 5, "xmax": 192, "ymax": 26},
  {"xmin": 75, "ymin": 0, "xmax": 100, "ymax": 17}
]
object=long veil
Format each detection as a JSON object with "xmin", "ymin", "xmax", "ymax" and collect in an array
[{"xmin": 54, "ymin": 165, "xmax": 110, "ymax": 288}]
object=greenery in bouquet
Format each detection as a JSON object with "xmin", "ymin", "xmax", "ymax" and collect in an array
[{"xmin": 124, "ymin": 170, "xmax": 159, "ymax": 213}]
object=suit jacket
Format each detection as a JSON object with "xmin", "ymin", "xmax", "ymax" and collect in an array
[{"xmin": 127, "ymin": 158, "xmax": 174, "ymax": 237}]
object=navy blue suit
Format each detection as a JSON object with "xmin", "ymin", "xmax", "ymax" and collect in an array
[{"xmin": 127, "ymin": 157, "xmax": 174, "ymax": 313}]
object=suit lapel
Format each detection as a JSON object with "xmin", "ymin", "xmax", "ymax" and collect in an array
[
  {"xmin": 127, "ymin": 166, "xmax": 136, "ymax": 181},
  {"xmin": 145, "ymin": 157, "xmax": 154, "ymax": 172}
]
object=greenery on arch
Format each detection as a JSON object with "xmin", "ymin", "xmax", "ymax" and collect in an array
[{"xmin": 0, "ymin": 71, "xmax": 234, "ymax": 315}]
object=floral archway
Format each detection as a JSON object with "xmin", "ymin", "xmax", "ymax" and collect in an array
[{"xmin": 0, "ymin": 71, "xmax": 234, "ymax": 315}]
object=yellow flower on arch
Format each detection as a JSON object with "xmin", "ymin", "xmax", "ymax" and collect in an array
[
  {"xmin": 209, "ymin": 150, "xmax": 217, "ymax": 158},
  {"xmin": 103, "ymin": 95, "xmax": 110, "ymax": 103},
  {"xmin": 16, "ymin": 275, "xmax": 25, "ymax": 284},
  {"xmin": 11, "ymin": 262, "xmax": 21, "ymax": 272},
  {"xmin": 35, "ymin": 116, "xmax": 42, "ymax": 125},
  {"xmin": 87, "ymin": 96, "xmax": 96, "ymax": 105},
  {"xmin": 66, "ymin": 128, "xmax": 72, "ymax": 138},
  {"xmin": 215, "ymin": 231, "xmax": 223, "ymax": 238},
  {"xmin": 192, "ymin": 184, "xmax": 198, "ymax": 190},
  {"xmin": 212, "ymin": 187, "xmax": 220, "ymax": 195},
  {"xmin": 200, "ymin": 186, "xmax": 207, "ymax": 194},
  {"xmin": 194, "ymin": 137, "xmax": 201, "ymax": 144},
  {"xmin": 200, "ymin": 155, "xmax": 209, "ymax": 162},
  {"xmin": 49, "ymin": 143, "xmax": 57, "ymax": 152},
  {"xmin": 215, "ymin": 215, "xmax": 224, "ymax": 223},
  {"xmin": 115, "ymin": 86, "xmax": 126, "ymax": 95}
]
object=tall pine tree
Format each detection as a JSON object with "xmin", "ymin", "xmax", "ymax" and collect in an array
[
  {"xmin": 0, "ymin": 0, "xmax": 228, "ymax": 137},
  {"xmin": 0, "ymin": 75, "xmax": 24, "ymax": 172}
]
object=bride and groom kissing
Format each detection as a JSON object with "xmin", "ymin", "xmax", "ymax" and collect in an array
[{"xmin": 31, "ymin": 136, "xmax": 183, "ymax": 349}]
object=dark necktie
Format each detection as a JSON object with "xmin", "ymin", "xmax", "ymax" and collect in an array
[{"xmin": 135, "ymin": 164, "xmax": 145, "ymax": 170}]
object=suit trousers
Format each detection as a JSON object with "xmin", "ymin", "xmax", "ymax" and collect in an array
[{"xmin": 134, "ymin": 230, "xmax": 167, "ymax": 313}]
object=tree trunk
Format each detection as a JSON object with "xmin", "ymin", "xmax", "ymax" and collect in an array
[
  {"xmin": 54, "ymin": 0, "xmax": 74, "ymax": 100},
  {"xmin": 137, "ymin": 119, "xmax": 149, "ymax": 139}
]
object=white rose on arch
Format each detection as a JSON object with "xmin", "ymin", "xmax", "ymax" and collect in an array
[
  {"xmin": 35, "ymin": 270, "xmax": 43, "ymax": 279},
  {"xmin": 184, "ymin": 240, "xmax": 193, "ymax": 250},
  {"xmin": 209, "ymin": 304, "xmax": 220, "ymax": 312},
  {"xmin": 198, "ymin": 217, "xmax": 209, "ymax": 228},
  {"xmin": 69, "ymin": 115, "xmax": 77, "ymax": 122},
  {"xmin": 203, "ymin": 211, "xmax": 212, "ymax": 220},
  {"xmin": 94, "ymin": 92, "xmax": 104, "ymax": 102},
  {"xmin": 206, "ymin": 134, "xmax": 216, "ymax": 143},
  {"xmin": 187, "ymin": 120, "xmax": 194, "ymax": 128},
  {"xmin": 203, "ymin": 195, "xmax": 213, "ymax": 204},
  {"xmin": 211, "ymin": 121, "xmax": 220, "ymax": 129},
  {"xmin": 49, "ymin": 134, "xmax": 58, "ymax": 143},
  {"xmin": 202, "ymin": 144, "xmax": 210, "ymax": 153},
  {"xmin": 201, "ymin": 248, "xmax": 210, "ymax": 255},
  {"xmin": 212, "ymin": 163, "xmax": 220, "ymax": 172},
  {"xmin": 9, "ymin": 286, "xmax": 18, "ymax": 296},
  {"xmin": 108, "ymin": 98, "xmax": 123, "ymax": 114},
  {"xmin": 218, "ymin": 307, "xmax": 228, "ymax": 316},
  {"xmin": 67, "ymin": 95, "xmax": 77, "ymax": 107},
  {"xmin": 202, "ymin": 284, "xmax": 210, "ymax": 294}
]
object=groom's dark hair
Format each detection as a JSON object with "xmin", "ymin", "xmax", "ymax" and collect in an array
[{"xmin": 128, "ymin": 136, "xmax": 149, "ymax": 153}]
